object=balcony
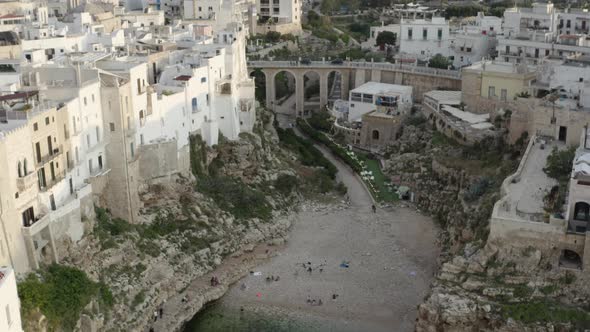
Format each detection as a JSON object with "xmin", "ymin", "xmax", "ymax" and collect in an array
[
  {"xmin": 22, "ymin": 213, "xmax": 50, "ymax": 237},
  {"xmin": 216, "ymin": 81, "xmax": 232, "ymax": 95},
  {"xmin": 16, "ymin": 172, "xmax": 37, "ymax": 192},
  {"xmin": 39, "ymin": 169, "xmax": 65, "ymax": 192},
  {"xmin": 35, "ymin": 145, "xmax": 63, "ymax": 167}
]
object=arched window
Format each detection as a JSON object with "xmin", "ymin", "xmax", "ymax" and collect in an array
[
  {"xmin": 372, "ymin": 130, "xmax": 380, "ymax": 140},
  {"xmin": 574, "ymin": 202, "xmax": 590, "ymax": 221},
  {"xmin": 192, "ymin": 98, "xmax": 198, "ymax": 112},
  {"xmin": 559, "ymin": 249, "xmax": 582, "ymax": 269},
  {"xmin": 17, "ymin": 161, "xmax": 22, "ymax": 178},
  {"xmin": 23, "ymin": 158, "xmax": 28, "ymax": 175}
]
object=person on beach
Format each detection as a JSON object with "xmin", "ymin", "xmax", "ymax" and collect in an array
[
  {"xmin": 159, "ymin": 307, "xmax": 164, "ymax": 318},
  {"xmin": 307, "ymin": 266, "xmax": 312, "ymax": 274},
  {"xmin": 372, "ymin": 204, "xmax": 376, "ymax": 213},
  {"xmin": 153, "ymin": 310, "xmax": 158, "ymax": 322}
]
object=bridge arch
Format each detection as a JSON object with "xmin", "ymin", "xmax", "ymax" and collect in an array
[
  {"xmin": 272, "ymin": 70, "xmax": 298, "ymax": 116},
  {"xmin": 327, "ymin": 70, "xmax": 345, "ymax": 102},
  {"xmin": 249, "ymin": 68, "xmax": 267, "ymax": 104}
]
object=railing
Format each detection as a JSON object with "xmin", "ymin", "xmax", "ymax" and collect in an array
[
  {"xmin": 35, "ymin": 145, "xmax": 63, "ymax": 167},
  {"xmin": 247, "ymin": 60, "xmax": 461, "ymax": 79},
  {"xmin": 22, "ymin": 214, "xmax": 50, "ymax": 236},
  {"xmin": 16, "ymin": 172, "xmax": 37, "ymax": 192},
  {"xmin": 39, "ymin": 169, "xmax": 65, "ymax": 192}
]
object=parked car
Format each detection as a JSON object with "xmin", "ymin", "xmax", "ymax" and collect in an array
[
  {"xmin": 300, "ymin": 58, "xmax": 311, "ymax": 65},
  {"xmin": 331, "ymin": 59, "xmax": 343, "ymax": 65}
]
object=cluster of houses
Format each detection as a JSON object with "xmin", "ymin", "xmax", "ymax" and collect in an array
[
  {"xmin": 326, "ymin": 2, "xmax": 590, "ymax": 272},
  {"xmin": 0, "ymin": 0, "xmax": 300, "ymax": 330}
]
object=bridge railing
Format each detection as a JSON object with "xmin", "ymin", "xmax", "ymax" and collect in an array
[{"xmin": 247, "ymin": 60, "xmax": 461, "ymax": 79}]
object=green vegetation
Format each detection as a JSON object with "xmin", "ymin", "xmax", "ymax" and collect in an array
[
  {"xmin": 305, "ymin": 11, "xmax": 342, "ymax": 43},
  {"xmin": 501, "ymin": 301, "xmax": 590, "ymax": 325},
  {"xmin": 357, "ymin": 154, "xmax": 397, "ymax": 202},
  {"xmin": 197, "ymin": 177, "xmax": 272, "ymax": 221},
  {"xmin": 297, "ymin": 119, "xmax": 395, "ymax": 202},
  {"xmin": 543, "ymin": 146, "xmax": 576, "ymax": 214},
  {"xmin": 274, "ymin": 174, "xmax": 300, "ymax": 195},
  {"xmin": 463, "ymin": 177, "xmax": 492, "ymax": 202},
  {"xmin": 18, "ymin": 264, "xmax": 113, "ymax": 331},
  {"xmin": 276, "ymin": 126, "xmax": 337, "ymax": 178},
  {"xmin": 544, "ymin": 146, "xmax": 576, "ymax": 182},
  {"xmin": 428, "ymin": 54, "xmax": 452, "ymax": 69},
  {"xmin": 308, "ymin": 110, "xmax": 333, "ymax": 133},
  {"xmin": 189, "ymin": 134, "xmax": 208, "ymax": 178},
  {"xmin": 376, "ymin": 31, "xmax": 396, "ymax": 47}
]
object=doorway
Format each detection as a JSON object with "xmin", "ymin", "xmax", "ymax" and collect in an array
[{"xmin": 559, "ymin": 126, "xmax": 567, "ymax": 142}]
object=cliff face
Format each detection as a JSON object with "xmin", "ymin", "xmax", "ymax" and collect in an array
[
  {"xmin": 22, "ymin": 110, "xmax": 345, "ymax": 332},
  {"xmin": 384, "ymin": 123, "xmax": 590, "ymax": 331}
]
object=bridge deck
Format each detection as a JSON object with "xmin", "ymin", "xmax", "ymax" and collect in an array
[{"xmin": 247, "ymin": 60, "xmax": 461, "ymax": 80}]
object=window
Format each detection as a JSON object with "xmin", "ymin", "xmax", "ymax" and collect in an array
[
  {"xmin": 500, "ymin": 89, "xmax": 507, "ymax": 101},
  {"xmin": 33, "ymin": 123, "xmax": 38, "ymax": 131},
  {"xmin": 86, "ymin": 134, "xmax": 91, "ymax": 147},
  {"xmin": 84, "ymin": 97, "xmax": 87, "ymax": 106},
  {"xmin": 422, "ymin": 28, "xmax": 427, "ymax": 40},
  {"xmin": 95, "ymin": 126, "xmax": 100, "ymax": 142},
  {"xmin": 437, "ymin": 28, "xmax": 442, "ymax": 40},
  {"xmin": 372, "ymin": 130, "xmax": 380, "ymax": 140},
  {"xmin": 92, "ymin": 94, "xmax": 95, "ymax": 103},
  {"xmin": 130, "ymin": 142, "xmax": 135, "ymax": 158},
  {"xmin": 201, "ymin": 77, "xmax": 206, "ymax": 83},
  {"xmin": 488, "ymin": 86, "xmax": 495, "ymax": 98},
  {"xmin": 109, "ymin": 123, "xmax": 115, "ymax": 131},
  {"xmin": 192, "ymin": 97, "xmax": 198, "ymax": 112},
  {"xmin": 198, "ymin": 6, "xmax": 202, "ymax": 11},
  {"xmin": 580, "ymin": 77, "xmax": 584, "ymax": 82},
  {"xmin": 206, "ymin": 93, "xmax": 210, "ymax": 106},
  {"xmin": 6, "ymin": 304, "xmax": 11, "ymax": 327},
  {"xmin": 18, "ymin": 161, "xmax": 22, "ymax": 177},
  {"xmin": 88, "ymin": 159, "xmax": 93, "ymax": 174},
  {"xmin": 407, "ymin": 28, "xmax": 412, "ymax": 40},
  {"xmin": 137, "ymin": 78, "xmax": 141, "ymax": 94},
  {"xmin": 140, "ymin": 134, "xmax": 144, "ymax": 145},
  {"xmin": 45, "ymin": 117, "xmax": 49, "ymax": 125}
]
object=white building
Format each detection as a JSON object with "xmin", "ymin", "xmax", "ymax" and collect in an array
[
  {"xmin": 498, "ymin": 3, "xmax": 590, "ymax": 65},
  {"xmin": 450, "ymin": 13, "xmax": 502, "ymax": 68},
  {"xmin": 347, "ymin": 82, "xmax": 412, "ymax": 121},
  {"xmin": 255, "ymin": 0, "xmax": 301, "ymax": 35},
  {"xmin": 399, "ymin": 17, "xmax": 451, "ymax": 60},
  {"xmin": 503, "ymin": 2, "xmax": 558, "ymax": 36},
  {"xmin": 0, "ymin": 267, "xmax": 23, "ymax": 332}
]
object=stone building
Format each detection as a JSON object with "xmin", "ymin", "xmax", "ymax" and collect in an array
[
  {"xmin": 359, "ymin": 106, "xmax": 404, "ymax": 150},
  {"xmin": 461, "ymin": 59, "xmax": 536, "ymax": 114}
]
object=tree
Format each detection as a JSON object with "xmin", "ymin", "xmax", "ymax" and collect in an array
[
  {"xmin": 544, "ymin": 146, "xmax": 576, "ymax": 181},
  {"xmin": 428, "ymin": 54, "xmax": 451, "ymax": 69},
  {"xmin": 321, "ymin": 0, "xmax": 338, "ymax": 14},
  {"xmin": 375, "ymin": 31, "xmax": 396, "ymax": 47},
  {"xmin": 265, "ymin": 31, "xmax": 281, "ymax": 43}
]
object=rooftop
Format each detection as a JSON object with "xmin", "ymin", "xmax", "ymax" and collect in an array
[
  {"xmin": 464, "ymin": 60, "xmax": 536, "ymax": 75},
  {"xmin": 351, "ymin": 82, "xmax": 412, "ymax": 96},
  {"xmin": 424, "ymin": 90, "xmax": 461, "ymax": 105},
  {"xmin": 499, "ymin": 137, "xmax": 563, "ymax": 222}
]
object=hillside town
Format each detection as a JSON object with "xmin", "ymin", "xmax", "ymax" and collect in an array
[{"xmin": 0, "ymin": 0, "xmax": 590, "ymax": 331}]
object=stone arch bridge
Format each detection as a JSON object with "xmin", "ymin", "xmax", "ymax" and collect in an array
[{"xmin": 247, "ymin": 60, "xmax": 462, "ymax": 116}]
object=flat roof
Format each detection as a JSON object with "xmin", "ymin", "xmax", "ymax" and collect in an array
[
  {"xmin": 424, "ymin": 90, "xmax": 461, "ymax": 105},
  {"xmin": 465, "ymin": 60, "xmax": 536, "ymax": 74},
  {"xmin": 351, "ymin": 82, "xmax": 412, "ymax": 96},
  {"xmin": 442, "ymin": 105, "xmax": 490, "ymax": 124}
]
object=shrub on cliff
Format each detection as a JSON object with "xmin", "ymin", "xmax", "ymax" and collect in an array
[
  {"xmin": 544, "ymin": 146, "xmax": 576, "ymax": 182},
  {"xmin": 197, "ymin": 176, "xmax": 272, "ymax": 221},
  {"xmin": 18, "ymin": 264, "xmax": 113, "ymax": 331}
]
